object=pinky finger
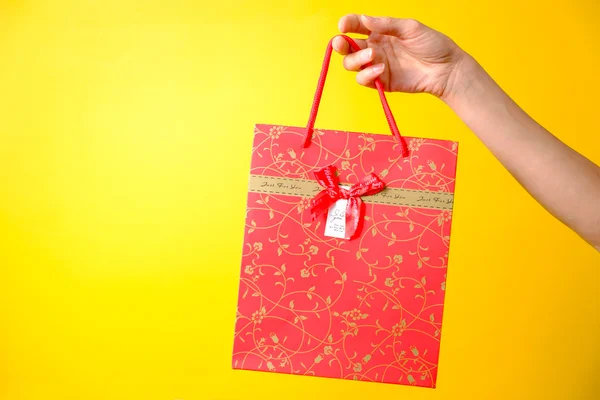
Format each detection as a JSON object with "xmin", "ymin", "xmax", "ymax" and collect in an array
[{"xmin": 356, "ymin": 63, "xmax": 385, "ymax": 88}]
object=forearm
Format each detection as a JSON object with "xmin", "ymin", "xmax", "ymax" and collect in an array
[{"xmin": 444, "ymin": 54, "xmax": 600, "ymax": 249}]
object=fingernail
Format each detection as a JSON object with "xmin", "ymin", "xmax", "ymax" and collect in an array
[
  {"xmin": 373, "ymin": 63, "xmax": 385, "ymax": 74},
  {"xmin": 362, "ymin": 48, "xmax": 372, "ymax": 61},
  {"xmin": 362, "ymin": 15, "xmax": 377, "ymax": 22}
]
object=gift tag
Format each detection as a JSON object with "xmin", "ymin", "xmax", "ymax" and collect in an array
[{"xmin": 324, "ymin": 186, "xmax": 349, "ymax": 239}]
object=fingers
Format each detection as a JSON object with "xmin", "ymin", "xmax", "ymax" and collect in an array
[
  {"xmin": 356, "ymin": 63, "xmax": 385, "ymax": 88},
  {"xmin": 335, "ymin": 14, "xmax": 390, "ymax": 88},
  {"xmin": 338, "ymin": 14, "xmax": 370, "ymax": 35},
  {"xmin": 339, "ymin": 13, "xmax": 425, "ymax": 39},
  {"xmin": 360, "ymin": 15, "xmax": 423, "ymax": 38},
  {"xmin": 332, "ymin": 35, "xmax": 367, "ymax": 55},
  {"xmin": 342, "ymin": 48, "xmax": 374, "ymax": 71}
]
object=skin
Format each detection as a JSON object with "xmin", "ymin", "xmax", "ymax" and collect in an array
[{"xmin": 333, "ymin": 14, "xmax": 600, "ymax": 251}]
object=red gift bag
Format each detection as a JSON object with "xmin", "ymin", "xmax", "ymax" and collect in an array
[{"xmin": 232, "ymin": 36, "xmax": 458, "ymax": 388}]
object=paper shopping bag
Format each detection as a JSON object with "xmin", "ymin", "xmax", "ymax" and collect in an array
[{"xmin": 232, "ymin": 35, "xmax": 458, "ymax": 388}]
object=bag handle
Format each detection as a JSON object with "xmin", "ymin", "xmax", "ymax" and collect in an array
[{"xmin": 302, "ymin": 35, "xmax": 408, "ymax": 157}]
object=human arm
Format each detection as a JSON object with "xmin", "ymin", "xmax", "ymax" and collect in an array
[{"xmin": 334, "ymin": 14, "xmax": 600, "ymax": 249}]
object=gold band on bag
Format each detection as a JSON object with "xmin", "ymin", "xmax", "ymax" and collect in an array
[{"xmin": 248, "ymin": 174, "xmax": 453, "ymax": 210}]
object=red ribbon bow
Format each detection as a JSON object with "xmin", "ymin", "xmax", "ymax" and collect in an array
[{"xmin": 310, "ymin": 165, "xmax": 385, "ymax": 240}]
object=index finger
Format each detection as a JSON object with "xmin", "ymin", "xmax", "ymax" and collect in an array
[{"xmin": 338, "ymin": 14, "xmax": 371, "ymax": 35}]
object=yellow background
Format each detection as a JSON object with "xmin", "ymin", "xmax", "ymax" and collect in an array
[{"xmin": 1, "ymin": 0, "xmax": 599, "ymax": 399}]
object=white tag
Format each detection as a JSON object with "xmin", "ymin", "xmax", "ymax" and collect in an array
[{"xmin": 324, "ymin": 185, "xmax": 350, "ymax": 239}]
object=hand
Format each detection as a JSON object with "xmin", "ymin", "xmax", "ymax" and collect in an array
[{"xmin": 334, "ymin": 14, "xmax": 467, "ymax": 100}]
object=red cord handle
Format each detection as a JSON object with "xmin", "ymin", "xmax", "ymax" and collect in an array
[{"xmin": 303, "ymin": 35, "xmax": 408, "ymax": 157}]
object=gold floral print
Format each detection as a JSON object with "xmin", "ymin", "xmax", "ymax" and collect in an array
[
  {"xmin": 437, "ymin": 210, "xmax": 452, "ymax": 226},
  {"xmin": 269, "ymin": 333, "xmax": 279, "ymax": 343},
  {"xmin": 441, "ymin": 210, "xmax": 452, "ymax": 221},
  {"xmin": 408, "ymin": 138, "xmax": 425, "ymax": 152},
  {"xmin": 348, "ymin": 308, "xmax": 361, "ymax": 320},
  {"xmin": 391, "ymin": 319, "xmax": 407, "ymax": 336},
  {"xmin": 297, "ymin": 198, "xmax": 311, "ymax": 213},
  {"xmin": 251, "ymin": 306, "xmax": 266, "ymax": 324},
  {"xmin": 410, "ymin": 345, "xmax": 419, "ymax": 356},
  {"xmin": 269, "ymin": 126, "xmax": 283, "ymax": 139}
]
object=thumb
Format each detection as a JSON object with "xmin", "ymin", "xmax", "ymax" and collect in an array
[{"xmin": 361, "ymin": 15, "xmax": 423, "ymax": 38}]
